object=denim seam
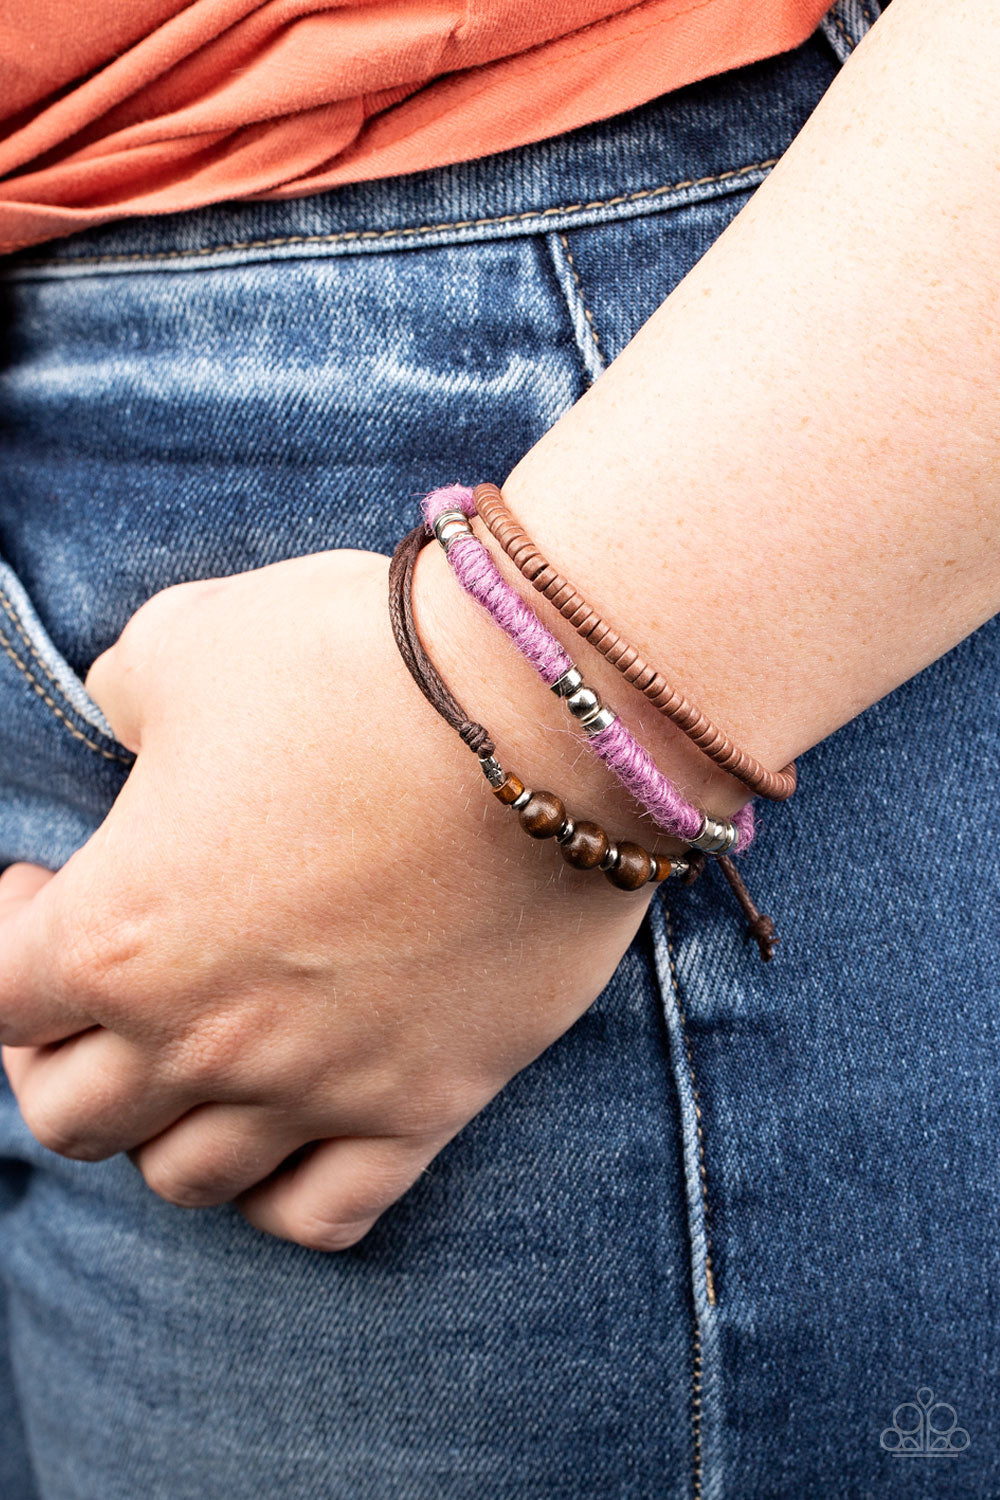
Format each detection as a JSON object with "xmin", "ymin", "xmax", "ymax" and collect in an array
[
  {"xmin": 662, "ymin": 911, "xmax": 717, "ymax": 1307},
  {"xmin": 0, "ymin": 593, "xmax": 130, "ymax": 764},
  {"xmin": 545, "ymin": 231, "xmax": 606, "ymax": 386},
  {"xmin": 692, "ymin": 1320, "xmax": 706, "ymax": 1500},
  {"xmin": 829, "ymin": 7, "xmax": 859, "ymax": 52},
  {"xmin": 555, "ymin": 232, "xmax": 605, "ymax": 368},
  {"xmin": 15, "ymin": 157, "xmax": 781, "ymax": 270},
  {"xmin": 649, "ymin": 895, "xmax": 724, "ymax": 1500},
  {"xmin": 664, "ymin": 902, "xmax": 709, "ymax": 1500}
]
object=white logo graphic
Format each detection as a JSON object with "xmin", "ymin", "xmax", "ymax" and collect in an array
[{"xmin": 880, "ymin": 1387, "xmax": 969, "ymax": 1458}]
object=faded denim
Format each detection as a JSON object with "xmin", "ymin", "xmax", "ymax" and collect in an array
[{"xmin": 2, "ymin": 2, "xmax": 998, "ymax": 1495}]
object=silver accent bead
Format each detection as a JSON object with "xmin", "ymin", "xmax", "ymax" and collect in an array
[
  {"xmin": 566, "ymin": 686, "xmax": 601, "ymax": 719},
  {"xmin": 690, "ymin": 814, "xmax": 738, "ymax": 855},
  {"xmin": 432, "ymin": 509, "xmax": 474, "ymax": 551},
  {"xmin": 551, "ymin": 668, "xmax": 583, "ymax": 698},
  {"xmin": 580, "ymin": 706, "xmax": 617, "ymax": 736},
  {"xmin": 511, "ymin": 787, "xmax": 532, "ymax": 811},
  {"xmin": 599, "ymin": 844, "xmax": 619, "ymax": 872},
  {"xmin": 555, "ymin": 818, "xmax": 575, "ymax": 844},
  {"xmin": 478, "ymin": 755, "xmax": 506, "ymax": 788},
  {"xmin": 432, "ymin": 506, "xmax": 470, "ymax": 535},
  {"xmin": 668, "ymin": 858, "xmax": 690, "ymax": 880}
]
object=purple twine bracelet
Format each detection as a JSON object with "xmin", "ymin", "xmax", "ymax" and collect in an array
[{"xmin": 422, "ymin": 484, "xmax": 754, "ymax": 856}]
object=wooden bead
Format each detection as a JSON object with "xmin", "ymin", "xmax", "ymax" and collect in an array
[
  {"xmin": 558, "ymin": 821, "xmax": 610, "ymax": 870},
  {"xmin": 518, "ymin": 790, "xmax": 567, "ymax": 839},
  {"xmin": 650, "ymin": 855, "xmax": 671, "ymax": 882},
  {"xmin": 493, "ymin": 774, "xmax": 525, "ymax": 806},
  {"xmin": 604, "ymin": 841, "xmax": 654, "ymax": 890}
]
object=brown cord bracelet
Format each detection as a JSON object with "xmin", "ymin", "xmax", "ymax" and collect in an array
[
  {"xmin": 473, "ymin": 482, "xmax": 797, "ymax": 803},
  {"xmin": 388, "ymin": 523, "xmax": 691, "ymax": 891}
]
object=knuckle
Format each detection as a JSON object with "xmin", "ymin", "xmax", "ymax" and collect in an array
[
  {"xmin": 416, "ymin": 1080, "xmax": 483, "ymax": 1135},
  {"xmin": 355, "ymin": 1060, "xmax": 482, "ymax": 1138},
  {"xmin": 162, "ymin": 1018, "xmax": 248, "ymax": 1095},
  {"xmin": 104, "ymin": 581, "xmax": 210, "ymax": 683},
  {"xmin": 288, "ymin": 1156, "xmax": 422, "ymax": 1253},
  {"xmin": 142, "ymin": 1158, "xmax": 227, "ymax": 1210},
  {"xmin": 54, "ymin": 907, "xmax": 148, "ymax": 1012},
  {"xmin": 19, "ymin": 1095, "xmax": 104, "ymax": 1161},
  {"xmin": 382, "ymin": 1077, "xmax": 481, "ymax": 1140},
  {"xmin": 290, "ymin": 1212, "xmax": 376, "ymax": 1254},
  {"xmin": 124, "ymin": 579, "xmax": 204, "ymax": 638}
]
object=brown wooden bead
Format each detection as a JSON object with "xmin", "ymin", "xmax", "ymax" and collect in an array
[
  {"xmin": 493, "ymin": 774, "xmax": 525, "ymax": 806},
  {"xmin": 604, "ymin": 841, "xmax": 654, "ymax": 890},
  {"xmin": 518, "ymin": 790, "xmax": 567, "ymax": 839},
  {"xmin": 558, "ymin": 821, "xmax": 610, "ymax": 870},
  {"xmin": 650, "ymin": 855, "xmax": 671, "ymax": 882}
]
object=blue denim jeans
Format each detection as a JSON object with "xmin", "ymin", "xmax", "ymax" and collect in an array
[{"xmin": 2, "ymin": 3, "xmax": 997, "ymax": 1496}]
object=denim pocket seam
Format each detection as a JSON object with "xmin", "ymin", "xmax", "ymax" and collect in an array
[
  {"xmin": 652, "ymin": 900, "xmax": 719, "ymax": 1500},
  {"xmin": 662, "ymin": 906, "xmax": 718, "ymax": 1311},
  {"xmin": 0, "ymin": 587, "xmax": 131, "ymax": 765},
  {"xmin": 548, "ymin": 230, "xmax": 606, "ymax": 384},
  {"xmin": 828, "ymin": 6, "xmax": 860, "ymax": 52},
  {"xmin": 13, "ymin": 155, "xmax": 781, "ymax": 273}
]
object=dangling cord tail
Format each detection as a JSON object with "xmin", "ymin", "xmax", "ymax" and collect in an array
[{"xmin": 713, "ymin": 855, "xmax": 777, "ymax": 961}]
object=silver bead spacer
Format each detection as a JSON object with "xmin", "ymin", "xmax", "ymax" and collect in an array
[
  {"xmin": 690, "ymin": 814, "xmax": 738, "ymax": 855},
  {"xmin": 432, "ymin": 509, "xmax": 474, "ymax": 552},
  {"xmin": 565, "ymin": 685, "xmax": 601, "ymax": 719},
  {"xmin": 551, "ymin": 668, "xmax": 583, "ymax": 698},
  {"xmin": 478, "ymin": 754, "xmax": 506, "ymax": 788},
  {"xmin": 555, "ymin": 818, "xmax": 575, "ymax": 844},
  {"xmin": 668, "ymin": 858, "xmax": 690, "ymax": 880},
  {"xmin": 511, "ymin": 787, "xmax": 532, "ymax": 811},
  {"xmin": 580, "ymin": 706, "xmax": 617, "ymax": 737},
  {"xmin": 599, "ymin": 844, "xmax": 619, "ymax": 872}
]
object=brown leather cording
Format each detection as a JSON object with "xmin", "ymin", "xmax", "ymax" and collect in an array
[
  {"xmin": 713, "ymin": 853, "xmax": 777, "ymax": 961},
  {"xmin": 388, "ymin": 523, "xmax": 496, "ymax": 758},
  {"xmin": 473, "ymin": 483, "xmax": 797, "ymax": 803}
]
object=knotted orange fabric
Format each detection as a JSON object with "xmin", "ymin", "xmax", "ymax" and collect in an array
[{"xmin": 0, "ymin": 0, "xmax": 831, "ymax": 254}]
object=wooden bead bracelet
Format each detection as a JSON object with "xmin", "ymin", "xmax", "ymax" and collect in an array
[
  {"xmin": 480, "ymin": 755, "xmax": 690, "ymax": 890},
  {"xmin": 388, "ymin": 521, "xmax": 689, "ymax": 891}
]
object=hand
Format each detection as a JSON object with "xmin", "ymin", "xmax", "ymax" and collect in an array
[{"xmin": 0, "ymin": 547, "xmax": 661, "ymax": 1250}]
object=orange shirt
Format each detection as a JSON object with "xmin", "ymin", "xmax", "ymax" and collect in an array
[{"xmin": 0, "ymin": 1, "xmax": 830, "ymax": 254}]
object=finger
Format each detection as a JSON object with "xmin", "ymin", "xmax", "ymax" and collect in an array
[
  {"xmin": 130, "ymin": 1103, "xmax": 308, "ymax": 1209},
  {"xmin": 83, "ymin": 643, "xmax": 141, "ymax": 753},
  {"xmin": 234, "ymin": 1133, "xmax": 448, "ymax": 1251},
  {"xmin": 0, "ymin": 862, "xmax": 55, "ymax": 910},
  {"xmin": 0, "ymin": 857, "xmax": 95, "ymax": 1046},
  {"xmin": 83, "ymin": 580, "xmax": 203, "ymax": 753},
  {"xmin": 3, "ymin": 1029, "xmax": 192, "ymax": 1161}
]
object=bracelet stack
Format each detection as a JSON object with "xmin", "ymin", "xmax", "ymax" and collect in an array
[
  {"xmin": 388, "ymin": 482, "xmax": 790, "ymax": 958},
  {"xmin": 388, "ymin": 522, "xmax": 690, "ymax": 891}
]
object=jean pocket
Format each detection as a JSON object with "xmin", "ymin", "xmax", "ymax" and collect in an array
[{"xmin": 0, "ymin": 555, "xmax": 133, "ymax": 868}]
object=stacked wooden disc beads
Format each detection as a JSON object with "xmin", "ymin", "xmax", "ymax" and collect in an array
[{"xmin": 481, "ymin": 753, "xmax": 688, "ymax": 890}]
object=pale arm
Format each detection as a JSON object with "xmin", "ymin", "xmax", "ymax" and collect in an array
[{"xmin": 423, "ymin": 0, "xmax": 1000, "ymax": 820}]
